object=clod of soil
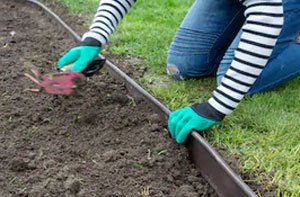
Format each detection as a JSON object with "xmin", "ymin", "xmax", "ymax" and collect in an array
[{"xmin": 0, "ymin": 1, "xmax": 217, "ymax": 196}]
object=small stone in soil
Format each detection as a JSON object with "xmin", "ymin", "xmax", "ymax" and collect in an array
[
  {"xmin": 171, "ymin": 185, "xmax": 198, "ymax": 197},
  {"xmin": 64, "ymin": 176, "xmax": 81, "ymax": 194},
  {"xmin": 150, "ymin": 123, "xmax": 160, "ymax": 132}
]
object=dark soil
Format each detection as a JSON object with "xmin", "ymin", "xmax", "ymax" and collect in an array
[{"xmin": 0, "ymin": 1, "xmax": 217, "ymax": 197}]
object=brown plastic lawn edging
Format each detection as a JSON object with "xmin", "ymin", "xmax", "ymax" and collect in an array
[{"xmin": 9, "ymin": 0, "xmax": 257, "ymax": 196}]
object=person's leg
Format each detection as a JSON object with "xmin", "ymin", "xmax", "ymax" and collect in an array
[
  {"xmin": 216, "ymin": 0, "xmax": 300, "ymax": 95},
  {"xmin": 247, "ymin": 43, "xmax": 300, "ymax": 95},
  {"xmin": 167, "ymin": 0, "xmax": 245, "ymax": 80}
]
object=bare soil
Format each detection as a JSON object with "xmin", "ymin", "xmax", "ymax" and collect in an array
[{"xmin": 0, "ymin": 1, "xmax": 217, "ymax": 197}]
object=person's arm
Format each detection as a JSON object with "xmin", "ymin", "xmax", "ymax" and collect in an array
[
  {"xmin": 58, "ymin": 0, "xmax": 136, "ymax": 72},
  {"xmin": 207, "ymin": 0, "xmax": 284, "ymax": 116},
  {"xmin": 169, "ymin": 0, "xmax": 284, "ymax": 143},
  {"xmin": 81, "ymin": 0, "xmax": 137, "ymax": 47}
]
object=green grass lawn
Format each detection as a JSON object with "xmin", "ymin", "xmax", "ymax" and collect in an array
[{"xmin": 52, "ymin": 0, "xmax": 300, "ymax": 196}]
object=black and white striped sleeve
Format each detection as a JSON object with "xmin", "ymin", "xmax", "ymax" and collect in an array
[
  {"xmin": 81, "ymin": 0, "xmax": 136, "ymax": 47},
  {"xmin": 208, "ymin": 0, "xmax": 284, "ymax": 116}
]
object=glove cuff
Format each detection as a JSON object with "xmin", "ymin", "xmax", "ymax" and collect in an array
[
  {"xmin": 191, "ymin": 102, "xmax": 225, "ymax": 121},
  {"xmin": 79, "ymin": 37, "xmax": 102, "ymax": 47}
]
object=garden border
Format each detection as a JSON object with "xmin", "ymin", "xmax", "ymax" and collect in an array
[{"xmin": 7, "ymin": 0, "xmax": 256, "ymax": 196}]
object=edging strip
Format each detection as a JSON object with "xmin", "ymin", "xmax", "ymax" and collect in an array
[{"xmin": 14, "ymin": 0, "xmax": 257, "ymax": 196}]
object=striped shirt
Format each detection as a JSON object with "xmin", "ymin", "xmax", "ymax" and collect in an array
[{"xmin": 82, "ymin": 0, "xmax": 284, "ymax": 117}]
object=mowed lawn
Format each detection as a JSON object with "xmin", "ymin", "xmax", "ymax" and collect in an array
[{"xmin": 53, "ymin": 0, "xmax": 300, "ymax": 196}]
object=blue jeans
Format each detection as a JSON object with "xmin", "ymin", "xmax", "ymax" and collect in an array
[{"xmin": 167, "ymin": 0, "xmax": 300, "ymax": 95}]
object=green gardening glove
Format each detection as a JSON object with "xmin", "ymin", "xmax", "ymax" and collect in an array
[
  {"xmin": 58, "ymin": 46, "xmax": 101, "ymax": 72},
  {"xmin": 168, "ymin": 104, "xmax": 223, "ymax": 144}
]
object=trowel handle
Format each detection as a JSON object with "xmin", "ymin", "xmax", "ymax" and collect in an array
[{"xmin": 60, "ymin": 63, "xmax": 73, "ymax": 72}]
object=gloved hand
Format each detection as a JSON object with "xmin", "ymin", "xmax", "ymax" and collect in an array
[
  {"xmin": 58, "ymin": 46, "xmax": 101, "ymax": 72},
  {"xmin": 168, "ymin": 103, "xmax": 224, "ymax": 144}
]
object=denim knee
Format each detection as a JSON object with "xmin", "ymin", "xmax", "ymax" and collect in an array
[
  {"xmin": 166, "ymin": 64, "xmax": 185, "ymax": 81},
  {"xmin": 167, "ymin": 53, "xmax": 216, "ymax": 80},
  {"xmin": 167, "ymin": 28, "xmax": 220, "ymax": 80}
]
